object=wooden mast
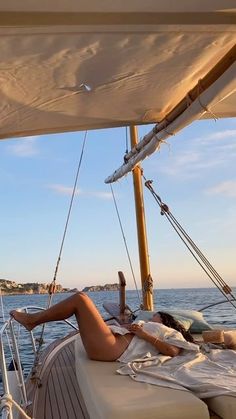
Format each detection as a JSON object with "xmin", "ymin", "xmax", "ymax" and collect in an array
[{"xmin": 130, "ymin": 125, "xmax": 153, "ymax": 311}]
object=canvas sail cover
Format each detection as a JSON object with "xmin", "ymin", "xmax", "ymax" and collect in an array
[{"xmin": 0, "ymin": 1, "xmax": 235, "ymax": 143}]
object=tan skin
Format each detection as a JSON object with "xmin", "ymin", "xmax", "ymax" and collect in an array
[{"xmin": 10, "ymin": 292, "xmax": 180, "ymax": 361}]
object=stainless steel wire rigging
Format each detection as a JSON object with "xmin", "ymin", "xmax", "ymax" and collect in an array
[
  {"xmin": 143, "ymin": 175, "xmax": 236, "ymax": 311},
  {"xmin": 110, "ymin": 184, "xmax": 142, "ymax": 307}
]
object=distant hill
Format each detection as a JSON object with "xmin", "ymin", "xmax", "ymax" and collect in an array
[
  {"xmin": 82, "ymin": 283, "xmax": 119, "ymax": 292},
  {"xmin": 0, "ymin": 279, "xmax": 69, "ymax": 295}
]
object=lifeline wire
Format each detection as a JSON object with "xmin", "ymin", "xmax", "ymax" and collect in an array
[{"xmin": 0, "ymin": 288, "xmax": 26, "ymax": 406}]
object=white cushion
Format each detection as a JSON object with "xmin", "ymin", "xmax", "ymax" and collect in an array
[
  {"xmin": 162, "ymin": 309, "xmax": 212, "ymax": 333},
  {"xmin": 133, "ymin": 311, "xmax": 193, "ymax": 331},
  {"xmin": 206, "ymin": 395, "xmax": 236, "ymax": 419},
  {"xmin": 133, "ymin": 309, "xmax": 212, "ymax": 333},
  {"xmin": 74, "ymin": 335, "xmax": 210, "ymax": 419}
]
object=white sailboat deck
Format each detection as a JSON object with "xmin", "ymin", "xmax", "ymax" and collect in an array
[{"xmin": 24, "ymin": 332, "xmax": 236, "ymax": 419}]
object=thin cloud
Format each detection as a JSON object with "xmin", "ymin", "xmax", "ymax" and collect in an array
[
  {"xmin": 165, "ymin": 129, "xmax": 236, "ymax": 176},
  {"xmin": 218, "ymin": 143, "xmax": 236, "ymax": 151},
  {"xmin": 150, "ymin": 128, "xmax": 235, "ymax": 179},
  {"xmin": 171, "ymin": 152, "xmax": 200, "ymax": 166},
  {"xmin": 205, "ymin": 180, "xmax": 236, "ymax": 197},
  {"xmin": 47, "ymin": 184, "xmax": 80, "ymax": 196},
  {"xmin": 88, "ymin": 191, "xmax": 113, "ymax": 200},
  {"xmin": 7, "ymin": 137, "xmax": 39, "ymax": 157},
  {"xmin": 157, "ymin": 151, "xmax": 223, "ymax": 178},
  {"xmin": 157, "ymin": 151, "xmax": 200, "ymax": 176},
  {"xmin": 47, "ymin": 184, "xmax": 112, "ymax": 200},
  {"xmin": 194, "ymin": 129, "xmax": 236, "ymax": 144}
]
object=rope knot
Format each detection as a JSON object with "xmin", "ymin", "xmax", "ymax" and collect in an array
[
  {"xmin": 143, "ymin": 275, "xmax": 153, "ymax": 293},
  {"xmin": 1, "ymin": 393, "xmax": 13, "ymax": 409},
  {"xmin": 144, "ymin": 179, "xmax": 153, "ymax": 189},
  {"xmin": 48, "ymin": 283, "xmax": 57, "ymax": 295},
  {"xmin": 160, "ymin": 203, "xmax": 169, "ymax": 215},
  {"xmin": 223, "ymin": 285, "xmax": 232, "ymax": 294}
]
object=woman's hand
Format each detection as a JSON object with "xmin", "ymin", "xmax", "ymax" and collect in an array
[
  {"xmin": 127, "ymin": 323, "xmax": 180, "ymax": 357},
  {"xmin": 126, "ymin": 323, "xmax": 148, "ymax": 339}
]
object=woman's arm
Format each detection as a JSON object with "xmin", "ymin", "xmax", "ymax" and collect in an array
[{"xmin": 127, "ymin": 324, "xmax": 180, "ymax": 357}]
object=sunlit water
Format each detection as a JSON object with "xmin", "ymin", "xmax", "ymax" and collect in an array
[{"xmin": 0, "ymin": 288, "xmax": 235, "ymax": 382}]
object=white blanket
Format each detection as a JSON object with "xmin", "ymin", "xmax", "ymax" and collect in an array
[
  {"xmin": 116, "ymin": 323, "xmax": 236, "ymax": 399},
  {"xmin": 110, "ymin": 321, "xmax": 199, "ymax": 363}
]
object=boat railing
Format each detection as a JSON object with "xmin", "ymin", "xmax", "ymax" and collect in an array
[
  {"xmin": 0, "ymin": 306, "xmax": 78, "ymax": 419},
  {"xmin": 199, "ymin": 298, "xmax": 236, "ymax": 312}
]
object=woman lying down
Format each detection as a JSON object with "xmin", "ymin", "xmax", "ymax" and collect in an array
[
  {"xmin": 11, "ymin": 292, "xmax": 236, "ymax": 398},
  {"xmin": 10, "ymin": 291, "xmax": 196, "ymax": 361}
]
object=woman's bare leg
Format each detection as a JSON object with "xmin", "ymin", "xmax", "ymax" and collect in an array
[{"xmin": 10, "ymin": 292, "xmax": 133, "ymax": 361}]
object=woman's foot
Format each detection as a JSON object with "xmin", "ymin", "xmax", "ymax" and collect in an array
[{"xmin": 10, "ymin": 310, "xmax": 36, "ymax": 331}]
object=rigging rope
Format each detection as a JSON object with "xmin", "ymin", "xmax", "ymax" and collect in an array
[
  {"xmin": 143, "ymin": 175, "xmax": 236, "ymax": 310},
  {"xmin": 125, "ymin": 127, "xmax": 129, "ymax": 155},
  {"xmin": 32, "ymin": 131, "xmax": 88, "ymax": 372},
  {"xmin": 110, "ymin": 184, "xmax": 142, "ymax": 307},
  {"xmin": 49, "ymin": 130, "xmax": 88, "ymax": 301}
]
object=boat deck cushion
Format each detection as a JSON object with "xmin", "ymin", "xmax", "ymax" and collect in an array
[
  {"xmin": 206, "ymin": 395, "xmax": 236, "ymax": 419},
  {"xmin": 74, "ymin": 335, "xmax": 210, "ymax": 419}
]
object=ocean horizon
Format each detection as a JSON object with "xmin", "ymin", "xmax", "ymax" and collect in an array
[{"xmin": 1, "ymin": 287, "xmax": 236, "ymax": 324}]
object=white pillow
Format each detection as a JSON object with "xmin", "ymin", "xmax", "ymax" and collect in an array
[
  {"xmin": 164, "ymin": 309, "xmax": 212, "ymax": 333},
  {"xmin": 133, "ymin": 310, "xmax": 193, "ymax": 331}
]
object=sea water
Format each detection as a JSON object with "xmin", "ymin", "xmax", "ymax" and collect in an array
[{"xmin": 0, "ymin": 288, "xmax": 235, "ymax": 380}]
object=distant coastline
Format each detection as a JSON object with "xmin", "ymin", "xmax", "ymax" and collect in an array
[
  {"xmin": 0, "ymin": 278, "xmax": 119, "ymax": 295},
  {"xmin": 82, "ymin": 283, "xmax": 119, "ymax": 292},
  {"xmin": 0, "ymin": 279, "xmax": 74, "ymax": 295}
]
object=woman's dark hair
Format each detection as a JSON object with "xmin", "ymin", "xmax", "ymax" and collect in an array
[{"xmin": 158, "ymin": 311, "xmax": 194, "ymax": 343}]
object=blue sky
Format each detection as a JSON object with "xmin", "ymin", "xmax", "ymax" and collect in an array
[{"xmin": 0, "ymin": 118, "xmax": 235, "ymax": 290}]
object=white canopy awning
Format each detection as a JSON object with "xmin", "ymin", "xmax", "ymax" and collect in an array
[{"xmin": 0, "ymin": 1, "xmax": 236, "ymax": 143}]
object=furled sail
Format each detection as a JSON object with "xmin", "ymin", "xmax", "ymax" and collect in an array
[{"xmin": 105, "ymin": 47, "xmax": 236, "ymax": 183}]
